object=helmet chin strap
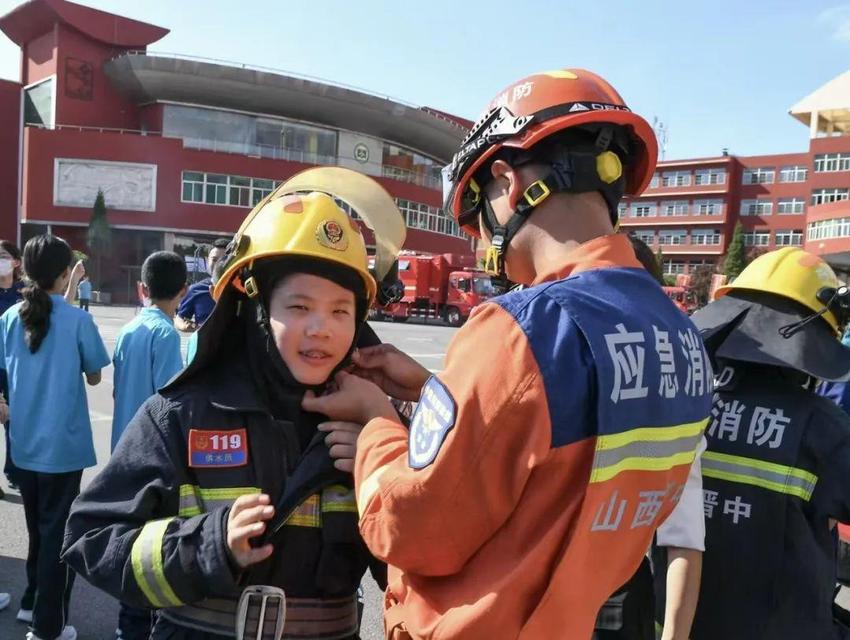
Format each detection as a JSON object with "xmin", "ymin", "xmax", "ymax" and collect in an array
[{"xmin": 480, "ymin": 129, "xmax": 624, "ymax": 295}]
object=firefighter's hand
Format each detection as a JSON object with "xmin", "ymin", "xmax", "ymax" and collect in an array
[
  {"xmin": 302, "ymin": 371, "xmax": 397, "ymax": 425},
  {"xmin": 318, "ymin": 421, "xmax": 363, "ymax": 473},
  {"xmin": 226, "ymin": 494, "xmax": 275, "ymax": 569},
  {"xmin": 350, "ymin": 344, "xmax": 430, "ymax": 402}
]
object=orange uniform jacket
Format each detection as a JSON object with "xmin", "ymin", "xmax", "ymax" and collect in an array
[{"xmin": 354, "ymin": 234, "xmax": 712, "ymax": 639}]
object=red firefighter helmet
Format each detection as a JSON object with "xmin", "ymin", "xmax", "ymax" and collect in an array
[{"xmin": 443, "ymin": 69, "xmax": 658, "ymax": 237}]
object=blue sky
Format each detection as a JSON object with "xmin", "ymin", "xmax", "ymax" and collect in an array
[{"xmin": 1, "ymin": 0, "xmax": 849, "ymax": 160}]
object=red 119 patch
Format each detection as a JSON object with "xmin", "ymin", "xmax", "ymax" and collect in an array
[{"xmin": 188, "ymin": 428, "xmax": 248, "ymax": 468}]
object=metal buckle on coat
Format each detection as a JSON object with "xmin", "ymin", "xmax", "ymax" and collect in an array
[{"xmin": 235, "ymin": 586, "xmax": 287, "ymax": 640}]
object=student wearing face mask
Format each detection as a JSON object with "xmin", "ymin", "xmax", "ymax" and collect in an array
[{"xmin": 0, "ymin": 240, "xmax": 23, "ymax": 497}]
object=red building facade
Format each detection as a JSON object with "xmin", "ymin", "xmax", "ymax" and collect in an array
[
  {"xmin": 621, "ymin": 72, "xmax": 850, "ymax": 277},
  {"xmin": 0, "ymin": 0, "xmax": 473, "ymax": 302}
]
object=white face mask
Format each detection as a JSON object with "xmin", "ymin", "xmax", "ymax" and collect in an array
[{"xmin": 0, "ymin": 259, "xmax": 12, "ymax": 277}]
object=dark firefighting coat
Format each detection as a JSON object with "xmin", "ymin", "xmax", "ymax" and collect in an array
[
  {"xmin": 691, "ymin": 362, "xmax": 850, "ymax": 640},
  {"xmin": 62, "ymin": 351, "xmax": 384, "ymax": 639}
]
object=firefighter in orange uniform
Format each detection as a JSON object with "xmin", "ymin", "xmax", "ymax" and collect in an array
[{"xmin": 304, "ymin": 69, "xmax": 713, "ymax": 639}]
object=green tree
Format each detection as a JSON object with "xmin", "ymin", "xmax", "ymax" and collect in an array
[
  {"xmin": 655, "ymin": 246, "xmax": 665, "ymax": 277},
  {"xmin": 723, "ymin": 222, "xmax": 746, "ymax": 279},
  {"xmin": 87, "ymin": 189, "xmax": 111, "ymax": 288}
]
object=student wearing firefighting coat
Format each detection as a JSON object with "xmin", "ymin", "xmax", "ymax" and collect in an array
[
  {"xmin": 305, "ymin": 69, "xmax": 713, "ymax": 639},
  {"xmin": 62, "ymin": 190, "xmax": 388, "ymax": 639},
  {"xmin": 689, "ymin": 247, "xmax": 850, "ymax": 640}
]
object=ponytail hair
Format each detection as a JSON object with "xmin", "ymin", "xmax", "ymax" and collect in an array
[{"xmin": 19, "ymin": 235, "xmax": 72, "ymax": 353}]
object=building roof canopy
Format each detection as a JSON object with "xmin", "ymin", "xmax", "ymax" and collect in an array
[
  {"xmin": 790, "ymin": 69, "xmax": 850, "ymax": 134},
  {"xmin": 104, "ymin": 53, "xmax": 467, "ymax": 162},
  {"xmin": 0, "ymin": 0, "xmax": 168, "ymax": 48}
]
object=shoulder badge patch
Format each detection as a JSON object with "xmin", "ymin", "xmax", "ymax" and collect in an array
[
  {"xmin": 409, "ymin": 376, "xmax": 457, "ymax": 469},
  {"xmin": 188, "ymin": 428, "xmax": 248, "ymax": 468}
]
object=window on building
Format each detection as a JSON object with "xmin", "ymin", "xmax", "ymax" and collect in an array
[
  {"xmin": 382, "ymin": 144, "xmax": 443, "ymax": 189},
  {"xmin": 740, "ymin": 199, "xmax": 773, "ymax": 216},
  {"xmin": 23, "ymin": 78, "xmax": 55, "ymax": 128},
  {"xmin": 658, "ymin": 230, "xmax": 687, "ymax": 245},
  {"xmin": 742, "ymin": 167, "xmax": 775, "ymax": 185},
  {"xmin": 814, "ymin": 153, "xmax": 850, "ymax": 173},
  {"xmin": 742, "ymin": 231, "xmax": 771, "ymax": 246},
  {"xmin": 181, "ymin": 171, "xmax": 282, "ymax": 208},
  {"xmin": 693, "ymin": 199, "xmax": 723, "ymax": 215},
  {"xmin": 181, "ymin": 171, "xmax": 205, "ymax": 203},
  {"xmin": 632, "ymin": 203, "xmax": 656, "ymax": 217},
  {"xmin": 661, "ymin": 201, "xmax": 689, "ymax": 217},
  {"xmin": 807, "ymin": 218, "xmax": 850, "ymax": 241},
  {"xmin": 779, "ymin": 165, "xmax": 808, "ymax": 182},
  {"xmin": 650, "ymin": 174, "xmax": 660, "ymax": 188},
  {"xmin": 691, "ymin": 230, "xmax": 722, "ymax": 245},
  {"xmin": 774, "ymin": 230, "xmax": 803, "ymax": 246},
  {"xmin": 662, "ymin": 171, "xmax": 691, "ymax": 187},
  {"xmin": 204, "ymin": 174, "xmax": 228, "ymax": 205},
  {"xmin": 811, "ymin": 188, "xmax": 850, "ymax": 206},
  {"xmin": 632, "ymin": 230, "xmax": 655, "ymax": 245},
  {"xmin": 229, "ymin": 176, "xmax": 251, "ymax": 207},
  {"xmin": 251, "ymin": 178, "xmax": 276, "ymax": 205},
  {"xmin": 777, "ymin": 198, "xmax": 805, "ymax": 215},
  {"xmin": 395, "ymin": 199, "xmax": 464, "ymax": 239},
  {"xmin": 617, "ymin": 203, "xmax": 628, "ymax": 218},
  {"xmin": 663, "ymin": 260, "xmax": 686, "ymax": 275},
  {"xmin": 694, "ymin": 169, "xmax": 726, "ymax": 185},
  {"xmin": 164, "ymin": 105, "xmax": 338, "ymax": 163}
]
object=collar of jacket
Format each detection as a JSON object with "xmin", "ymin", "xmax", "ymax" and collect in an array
[
  {"xmin": 203, "ymin": 356, "xmax": 270, "ymax": 414},
  {"xmin": 531, "ymin": 233, "xmax": 642, "ymax": 285}
]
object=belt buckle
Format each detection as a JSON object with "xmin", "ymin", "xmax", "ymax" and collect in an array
[{"xmin": 235, "ymin": 586, "xmax": 286, "ymax": 640}]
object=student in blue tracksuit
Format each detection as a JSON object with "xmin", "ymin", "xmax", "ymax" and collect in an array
[
  {"xmin": 110, "ymin": 251, "xmax": 187, "ymax": 640},
  {"xmin": 0, "ymin": 235, "xmax": 109, "ymax": 640},
  {"xmin": 112, "ymin": 251, "xmax": 186, "ymax": 450}
]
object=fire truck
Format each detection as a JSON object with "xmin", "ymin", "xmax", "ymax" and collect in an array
[{"xmin": 371, "ymin": 252, "xmax": 494, "ymax": 326}]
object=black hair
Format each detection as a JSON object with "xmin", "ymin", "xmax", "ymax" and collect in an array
[
  {"xmin": 0, "ymin": 240, "xmax": 22, "ymax": 281},
  {"xmin": 627, "ymin": 235, "xmax": 665, "ymax": 286},
  {"xmin": 212, "ymin": 238, "xmax": 230, "ymax": 249},
  {"xmin": 20, "ymin": 235, "xmax": 72, "ymax": 353},
  {"xmin": 210, "ymin": 254, "xmax": 228, "ymax": 285},
  {"xmin": 142, "ymin": 251, "xmax": 187, "ymax": 300}
]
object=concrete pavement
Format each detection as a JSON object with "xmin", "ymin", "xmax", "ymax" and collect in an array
[{"xmin": 0, "ymin": 304, "xmax": 456, "ymax": 639}]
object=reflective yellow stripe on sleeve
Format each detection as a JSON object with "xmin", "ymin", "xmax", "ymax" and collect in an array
[
  {"xmin": 590, "ymin": 419, "xmax": 707, "ymax": 484},
  {"xmin": 357, "ymin": 465, "xmax": 390, "ymax": 518},
  {"xmin": 130, "ymin": 517, "xmax": 183, "ymax": 608}
]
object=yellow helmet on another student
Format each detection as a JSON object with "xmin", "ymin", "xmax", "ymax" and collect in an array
[{"xmin": 714, "ymin": 247, "xmax": 842, "ymax": 334}]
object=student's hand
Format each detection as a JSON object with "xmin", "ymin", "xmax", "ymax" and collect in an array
[
  {"xmin": 0, "ymin": 394, "xmax": 8, "ymax": 424},
  {"xmin": 226, "ymin": 494, "xmax": 275, "ymax": 569},
  {"xmin": 70, "ymin": 260, "xmax": 85, "ymax": 283},
  {"xmin": 302, "ymin": 371, "xmax": 397, "ymax": 425},
  {"xmin": 318, "ymin": 421, "xmax": 364, "ymax": 473},
  {"xmin": 349, "ymin": 344, "xmax": 431, "ymax": 402}
]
